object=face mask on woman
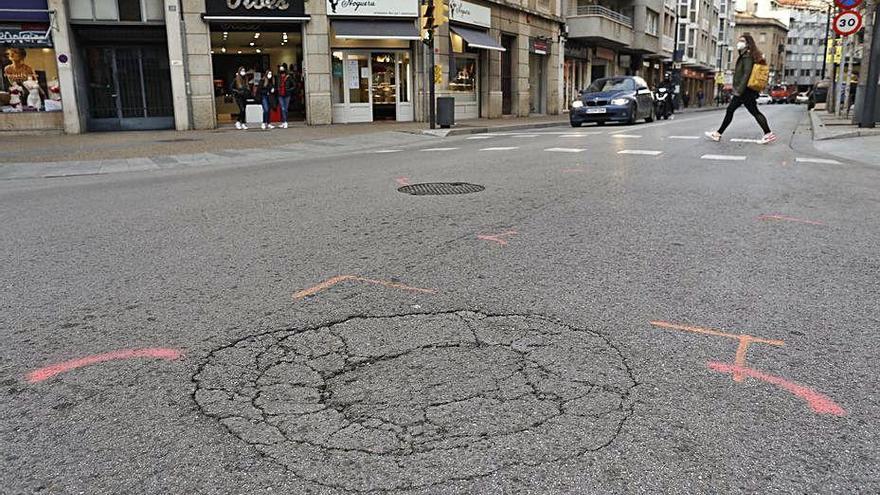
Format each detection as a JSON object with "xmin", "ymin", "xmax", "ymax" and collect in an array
[
  {"xmin": 267, "ymin": 73, "xmax": 272, "ymax": 79},
  {"xmin": 239, "ymin": 70, "xmax": 246, "ymax": 76},
  {"xmin": 736, "ymin": 41, "xmax": 746, "ymax": 51}
]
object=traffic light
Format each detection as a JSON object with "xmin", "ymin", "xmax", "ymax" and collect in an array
[
  {"xmin": 420, "ymin": 3, "xmax": 434, "ymax": 40},
  {"xmin": 434, "ymin": 0, "xmax": 448, "ymax": 28}
]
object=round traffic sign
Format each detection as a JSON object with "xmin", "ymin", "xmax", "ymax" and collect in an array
[
  {"xmin": 833, "ymin": 10, "xmax": 862, "ymax": 36},
  {"xmin": 835, "ymin": 0, "xmax": 862, "ymax": 10}
]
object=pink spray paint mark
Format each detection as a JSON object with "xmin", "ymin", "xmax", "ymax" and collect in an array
[
  {"xmin": 395, "ymin": 177, "xmax": 411, "ymax": 186},
  {"xmin": 26, "ymin": 348, "xmax": 184, "ymax": 383},
  {"xmin": 477, "ymin": 230, "xmax": 518, "ymax": 246},
  {"xmin": 757, "ymin": 214, "xmax": 824, "ymax": 226},
  {"xmin": 707, "ymin": 361, "xmax": 846, "ymax": 416}
]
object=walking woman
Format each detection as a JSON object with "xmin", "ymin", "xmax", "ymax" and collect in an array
[
  {"xmin": 259, "ymin": 70, "xmax": 277, "ymax": 130},
  {"xmin": 705, "ymin": 34, "xmax": 776, "ymax": 144},
  {"xmin": 232, "ymin": 67, "xmax": 250, "ymax": 130}
]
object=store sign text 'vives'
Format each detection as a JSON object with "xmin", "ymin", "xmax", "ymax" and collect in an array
[{"xmin": 226, "ymin": 0, "xmax": 290, "ymax": 10}]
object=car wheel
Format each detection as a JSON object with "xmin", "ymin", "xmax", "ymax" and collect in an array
[
  {"xmin": 596, "ymin": 121, "xmax": 605, "ymax": 126},
  {"xmin": 645, "ymin": 106, "xmax": 654, "ymax": 123},
  {"xmin": 627, "ymin": 105, "xmax": 637, "ymax": 125},
  {"xmin": 570, "ymin": 121, "xmax": 582, "ymax": 128}
]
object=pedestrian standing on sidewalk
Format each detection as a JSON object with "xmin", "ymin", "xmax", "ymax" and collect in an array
[
  {"xmin": 232, "ymin": 67, "xmax": 250, "ymax": 130},
  {"xmin": 259, "ymin": 69, "xmax": 277, "ymax": 130},
  {"xmin": 705, "ymin": 34, "xmax": 775, "ymax": 144},
  {"xmin": 697, "ymin": 89, "xmax": 705, "ymax": 107},
  {"xmin": 277, "ymin": 64, "xmax": 294, "ymax": 129}
]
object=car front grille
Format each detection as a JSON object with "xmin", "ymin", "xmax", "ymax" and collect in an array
[{"xmin": 585, "ymin": 100, "xmax": 609, "ymax": 106}]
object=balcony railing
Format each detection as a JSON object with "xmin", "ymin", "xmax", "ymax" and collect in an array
[{"xmin": 574, "ymin": 5, "xmax": 634, "ymax": 28}]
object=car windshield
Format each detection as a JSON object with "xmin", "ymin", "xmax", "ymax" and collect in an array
[
  {"xmin": 771, "ymin": 85, "xmax": 785, "ymax": 91},
  {"xmin": 586, "ymin": 78, "xmax": 634, "ymax": 93}
]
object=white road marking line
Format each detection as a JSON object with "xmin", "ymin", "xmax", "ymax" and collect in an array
[
  {"xmin": 668, "ymin": 135, "xmax": 700, "ymax": 140},
  {"xmin": 508, "ymin": 134, "xmax": 539, "ymax": 138},
  {"xmin": 561, "ymin": 132, "xmax": 602, "ymax": 137},
  {"xmin": 544, "ymin": 148, "xmax": 586, "ymax": 153},
  {"xmin": 375, "ymin": 149, "xmax": 403, "ymax": 153},
  {"xmin": 479, "ymin": 147, "xmax": 519, "ymax": 151},
  {"xmin": 701, "ymin": 154, "xmax": 746, "ymax": 161},
  {"xmin": 612, "ymin": 134, "xmax": 642, "ymax": 138},
  {"xmin": 421, "ymin": 147, "xmax": 459, "ymax": 151},
  {"xmin": 796, "ymin": 157, "xmax": 842, "ymax": 164},
  {"xmin": 729, "ymin": 138, "xmax": 763, "ymax": 143},
  {"xmin": 466, "ymin": 135, "xmax": 494, "ymax": 139},
  {"xmin": 617, "ymin": 150, "xmax": 662, "ymax": 155}
]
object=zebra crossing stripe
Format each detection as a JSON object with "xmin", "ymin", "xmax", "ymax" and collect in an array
[
  {"xmin": 479, "ymin": 147, "xmax": 519, "ymax": 151},
  {"xmin": 544, "ymin": 148, "xmax": 586, "ymax": 153},
  {"xmin": 701, "ymin": 154, "xmax": 746, "ymax": 161},
  {"xmin": 421, "ymin": 148, "xmax": 459, "ymax": 151},
  {"xmin": 617, "ymin": 150, "xmax": 662, "ymax": 155},
  {"xmin": 795, "ymin": 157, "xmax": 842, "ymax": 164},
  {"xmin": 668, "ymin": 135, "xmax": 700, "ymax": 140}
]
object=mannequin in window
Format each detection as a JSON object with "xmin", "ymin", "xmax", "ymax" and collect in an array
[
  {"xmin": 8, "ymin": 80, "xmax": 22, "ymax": 109},
  {"xmin": 23, "ymin": 75, "xmax": 43, "ymax": 110}
]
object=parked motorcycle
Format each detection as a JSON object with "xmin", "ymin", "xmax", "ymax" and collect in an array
[{"xmin": 654, "ymin": 87, "xmax": 673, "ymax": 120}]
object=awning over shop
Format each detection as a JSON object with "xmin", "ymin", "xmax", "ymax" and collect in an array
[
  {"xmin": 450, "ymin": 25, "xmax": 505, "ymax": 51},
  {"xmin": 333, "ymin": 20, "xmax": 420, "ymax": 40},
  {"xmin": 0, "ymin": 0, "xmax": 50, "ymax": 22}
]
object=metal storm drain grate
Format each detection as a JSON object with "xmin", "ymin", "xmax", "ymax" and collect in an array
[{"xmin": 398, "ymin": 182, "xmax": 485, "ymax": 195}]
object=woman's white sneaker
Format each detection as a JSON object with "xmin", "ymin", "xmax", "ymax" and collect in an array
[
  {"xmin": 704, "ymin": 131, "xmax": 721, "ymax": 142},
  {"xmin": 281, "ymin": 122, "xmax": 288, "ymax": 129},
  {"xmin": 234, "ymin": 121, "xmax": 242, "ymax": 129},
  {"xmin": 760, "ymin": 132, "xmax": 777, "ymax": 144},
  {"xmin": 261, "ymin": 123, "xmax": 267, "ymax": 130},
  {"xmin": 241, "ymin": 123, "xmax": 248, "ymax": 130}
]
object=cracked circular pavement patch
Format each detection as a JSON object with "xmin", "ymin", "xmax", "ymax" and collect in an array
[{"xmin": 193, "ymin": 311, "xmax": 636, "ymax": 492}]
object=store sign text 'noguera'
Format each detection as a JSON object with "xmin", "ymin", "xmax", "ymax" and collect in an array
[
  {"xmin": 326, "ymin": 0, "xmax": 418, "ymax": 17},
  {"xmin": 226, "ymin": 0, "xmax": 290, "ymax": 9}
]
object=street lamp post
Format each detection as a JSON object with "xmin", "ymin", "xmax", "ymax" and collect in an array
[{"xmin": 672, "ymin": 3, "xmax": 683, "ymax": 110}]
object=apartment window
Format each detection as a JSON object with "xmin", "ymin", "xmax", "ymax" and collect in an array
[
  {"xmin": 647, "ymin": 10, "xmax": 660, "ymax": 36},
  {"xmin": 801, "ymin": 54, "xmax": 811, "ymax": 61},
  {"xmin": 804, "ymin": 38, "xmax": 814, "ymax": 46},
  {"xmin": 69, "ymin": 0, "xmax": 163, "ymax": 21},
  {"xmin": 787, "ymin": 37, "xmax": 797, "ymax": 44},
  {"xmin": 759, "ymin": 32, "xmax": 767, "ymax": 43},
  {"xmin": 800, "ymin": 69, "xmax": 810, "ymax": 76}
]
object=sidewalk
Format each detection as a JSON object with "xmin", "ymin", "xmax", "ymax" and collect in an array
[
  {"xmin": 809, "ymin": 109, "xmax": 880, "ymax": 141},
  {"xmin": 0, "ymin": 107, "xmax": 723, "ymax": 180}
]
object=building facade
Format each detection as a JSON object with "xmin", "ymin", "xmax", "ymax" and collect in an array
[
  {"xmin": 1, "ymin": 0, "xmax": 563, "ymax": 133},
  {"xmin": 779, "ymin": 0, "xmax": 828, "ymax": 90}
]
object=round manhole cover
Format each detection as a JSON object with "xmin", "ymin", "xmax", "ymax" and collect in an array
[
  {"xmin": 398, "ymin": 182, "xmax": 484, "ymax": 195},
  {"xmin": 193, "ymin": 311, "xmax": 634, "ymax": 492}
]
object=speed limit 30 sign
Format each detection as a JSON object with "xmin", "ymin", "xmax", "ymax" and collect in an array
[{"xmin": 833, "ymin": 10, "xmax": 862, "ymax": 36}]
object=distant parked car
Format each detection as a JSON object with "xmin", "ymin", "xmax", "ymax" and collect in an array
[
  {"xmin": 569, "ymin": 76, "xmax": 655, "ymax": 127},
  {"xmin": 770, "ymin": 85, "xmax": 790, "ymax": 104},
  {"xmin": 808, "ymin": 80, "xmax": 831, "ymax": 110},
  {"xmin": 756, "ymin": 93, "xmax": 772, "ymax": 105},
  {"xmin": 795, "ymin": 92, "xmax": 809, "ymax": 104}
]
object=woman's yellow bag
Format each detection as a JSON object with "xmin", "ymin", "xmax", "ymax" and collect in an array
[{"xmin": 748, "ymin": 63, "xmax": 770, "ymax": 92}]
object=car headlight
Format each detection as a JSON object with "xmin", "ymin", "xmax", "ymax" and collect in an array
[
  {"xmin": 610, "ymin": 98, "xmax": 630, "ymax": 106},
  {"xmin": 571, "ymin": 100, "xmax": 583, "ymax": 108}
]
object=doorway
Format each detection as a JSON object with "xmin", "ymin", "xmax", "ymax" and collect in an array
[
  {"xmin": 529, "ymin": 53, "xmax": 545, "ymax": 114},
  {"xmin": 591, "ymin": 63, "xmax": 606, "ymax": 83},
  {"xmin": 501, "ymin": 35, "xmax": 515, "ymax": 115},
  {"xmin": 84, "ymin": 46, "xmax": 174, "ymax": 131},
  {"xmin": 330, "ymin": 50, "xmax": 412, "ymax": 123}
]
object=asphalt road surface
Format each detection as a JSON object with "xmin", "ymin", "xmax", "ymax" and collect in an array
[{"xmin": 2, "ymin": 105, "xmax": 878, "ymax": 494}]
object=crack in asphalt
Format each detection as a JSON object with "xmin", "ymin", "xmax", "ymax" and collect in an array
[{"xmin": 191, "ymin": 310, "xmax": 638, "ymax": 493}]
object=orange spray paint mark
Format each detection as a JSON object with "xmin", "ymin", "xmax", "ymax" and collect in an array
[
  {"xmin": 26, "ymin": 348, "xmax": 183, "ymax": 383},
  {"xmin": 292, "ymin": 275, "xmax": 437, "ymax": 301},
  {"xmin": 757, "ymin": 214, "xmax": 824, "ymax": 226},
  {"xmin": 395, "ymin": 177, "xmax": 411, "ymax": 186},
  {"xmin": 708, "ymin": 361, "xmax": 846, "ymax": 416},
  {"xmin": 649, "ymin": 320, "xmax": 784, "ymax": 381},
  {"xmin": 476, "ymin": 230, "xmax": 518, "ymax": 246}
]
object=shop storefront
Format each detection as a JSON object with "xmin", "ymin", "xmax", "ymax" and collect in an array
[
  {"xmin": 528, "ymin": 38, "xmax": 548, "ymax": 114},
  {"xmin": 447, "ymin": 0, "xmax": 503, "ymax": 120},
  {"xmin": 327, "ymin": 0, "xmax": 419, "ymax": 123},
  {"xmin": 563, "ymin": 42, "xmax": 589, "ymax": 109},
  {"xmin": 0, "ymin": 0, "xmax": 63, "ymax": 132},
  {"xmin": 203, "ymin": 0, "xmax": 309, "ymax": 126},
  {"xmin": 591, "ymin": 47, "xmax": 615, "ymax": 81}
]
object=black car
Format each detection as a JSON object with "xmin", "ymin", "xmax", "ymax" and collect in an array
[
  {"xmin": 570, "ymin": 76, "xmax": 655, "ymax": 127},
  {"xmin": 807, "ymin": 79, "xmax": 831, "ymax": 110}
]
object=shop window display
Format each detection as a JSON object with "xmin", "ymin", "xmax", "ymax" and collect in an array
[
  {"xmin": 1, "ymin": 45, "xmax": 60, "ymax": 113},
  {"xmin": 449, "ymin": 34, "xmax": 477, "ymax": 102}
]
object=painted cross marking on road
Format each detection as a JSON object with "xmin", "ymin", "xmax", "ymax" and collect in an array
[{"xmin": 649, "ymin": 320, "xmax": 846, "ymax": 416}]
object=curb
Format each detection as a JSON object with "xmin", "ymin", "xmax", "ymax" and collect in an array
[{"xmin": 809, "ymin": 109, "xmax": 880, "ymax": 141}]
